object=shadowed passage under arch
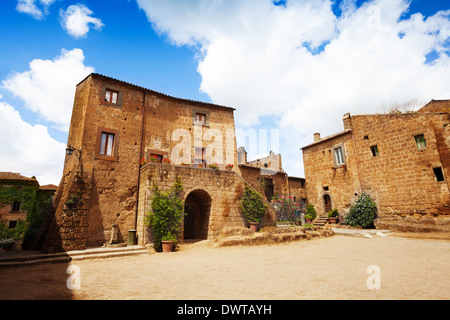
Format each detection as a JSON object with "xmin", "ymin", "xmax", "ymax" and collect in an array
[{"xmin": 184, "ymin": 189, "xmax": 212, "ymax": 240}]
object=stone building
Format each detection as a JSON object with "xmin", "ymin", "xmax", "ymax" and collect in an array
[
  {"xmin": 0, "ymin": 172, "xmax": 56, "ymax": 249},
  {"xmin": 237, "ymin": 147, "xmax": 307, "ymax": 206},
  {"xmin": 41, "ymin": 73, "xmax": 277, "ymax": 253},
  {"xmin": 301, "ymin": 100, "xmax": 450, "ymax": 232}
]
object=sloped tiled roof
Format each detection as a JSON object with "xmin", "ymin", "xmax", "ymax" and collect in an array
[
  {"xmin": 418, "ymin": 99, "xmax": 450, "ymax": 113},
  {"xmin": 0, "ymin": 172, "xmax": 36, "ymax": 182},
  {"xmin": 78, "ymin": 73, "xmax": 236, "ymax": 111},
  {"xmin": 301, "ymin": 129, "xmax": 353, "ymax": 150}
]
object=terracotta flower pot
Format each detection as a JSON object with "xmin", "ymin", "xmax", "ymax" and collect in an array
[
  {"xmin": 161, "ymin": 241, "xmax": 174, "ymax": 252},
  {"xmin": 249, "ymin": 222, "xmax": 259, "ymax": 232}
]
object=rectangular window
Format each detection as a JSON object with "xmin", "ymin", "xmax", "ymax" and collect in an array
[
  {"xmin": 433, "ymin": 167, "xmax": 445, "ymax": 182},
  {"xmin": 105, "ymin": 89, "xmax": 119, "ymax": 104},
  {"xmin": 11, "ymin": 201, "xmax": 21, "ymax": 212},
  {"xmin": 100, "ymin": 132, "xmax": 115, "ymax": 156},
  {"xmin": 415, "ymin": 134, "xmax": 426, "ymax": 150},
  {"xmin": 8, "ymin": 220, "xmax": 17, "ymax": 229},
  {"xmin": 371, "ymin": 145, "xmax": 379, "ymax": 157},
  {"xmin": 194, "ymin": 113, "xmax": 207, "ymax": 125},
  {"xmin": 194, "ymin": 147, "xmax": 207, "ymax": 167},
  {"xmin": 334, "ymin": 146, "xmax": 345, "ymax": 166}
]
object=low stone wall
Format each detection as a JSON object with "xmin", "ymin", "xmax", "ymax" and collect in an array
[{"xmin": 212, "ymin": 226, "xmax": 334, "ymax": 247}]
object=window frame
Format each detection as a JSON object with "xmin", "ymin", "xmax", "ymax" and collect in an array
[
  {"xmin": 433, "ymin": 167, "xmax": 445, "ymax": 182},
  {"xmin": 194, "ymin": 147, "xmax": 207, "ymax": 167},
  {"xmin": 370, "ymin": 145, "xmax": 379, "ymax": 157},
  {"xmin": 100, "ymin": 84, "xmax": 123, "ymax": 108},
  {"xmin": 192, "ymin": 109, "xmax": 210, "ymax": 127},
  {"xmin": 95, "ymin": 127, "xmax": 119, "ymax": 161},
  {"xmin": 414, "ymin": 134, "xmax": 426, "ymax": 150},
  {"xmin": 332, "ymin": 144, "xmax": 346, "ymax": 167},
  {"xmin": 11, "ymin": 201, "xmax": 21, "ymax": 212}
]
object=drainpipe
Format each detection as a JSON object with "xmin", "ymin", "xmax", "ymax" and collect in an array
[{"xmin": 134, "ymin": 91, "xmax": 147, "ymax": 232}]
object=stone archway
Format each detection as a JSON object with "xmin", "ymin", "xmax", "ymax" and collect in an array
[{"xmin": 183, "ymin": 189, "xmax": 212, "ymax": 240}]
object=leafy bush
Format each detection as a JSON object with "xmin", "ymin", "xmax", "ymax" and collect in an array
[
  {"xmin": 277, "ymin": 195, "xmax": 301, "ymax": 222},
  {"xmin": 305, "ymin": 204, "xmax": 317, "ymax": 221},
  {"xmin": 344, "ymin": 193, "xmax": 377, "ymax": 229},
  {"xmin": 240, "ymin": 185, "xmax": 267, "ymax": 223},
  {"xmin": 328, "ymin": 208, "xmax": 339, "ymax": 218},
  {"xmin": 145, "ymin": 176, "xmax": 184, "ymax": 251}
]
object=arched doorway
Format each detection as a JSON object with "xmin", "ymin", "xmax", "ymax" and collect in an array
[
  {"xmin": 184, "ymin": 190, "xmax": 212, "ymax": 240},
  {"xmin": 323, "ymin": 194, "xmax": 332, "ymax": 215}
]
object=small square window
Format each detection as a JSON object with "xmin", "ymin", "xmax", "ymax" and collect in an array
[
  {"xmin": 105, "ymin": 89, "xmax": 119, "ymax": 104},
  {"xmin": 415, "ymin": 134, "xmax": 426, "ymax": 150},
  {"xmin": 370, "ymin": 145, "xmax": 379, "ymax": 157},
  {"xmin": 194, "ymin": 113, "xmax": 207, "ymax": 125},
  {"xmin": 9, "ymin": 220, "xmax": 17, "ymax": 229},
  {"xmin": 100, "ymin": 132, "xmax": 115, "ymax": 156},
  {"xmin": 433, "ymin": 167, "xmax": 445, "ymax": 182}
]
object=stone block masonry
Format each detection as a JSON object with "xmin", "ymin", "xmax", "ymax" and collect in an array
[{"xmin": 137, "ymin": 163, "xmax": 277, "ymax": 246}]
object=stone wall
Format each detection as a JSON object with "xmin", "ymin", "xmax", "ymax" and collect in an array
[{"xmin": 136, "ymin": 163, "xmax": 277, "ymax": 246}]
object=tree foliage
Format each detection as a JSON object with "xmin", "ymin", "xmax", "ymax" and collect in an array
[{"xmin": 240, "ymin": 185, "xmax": 267, "ymax": 223}]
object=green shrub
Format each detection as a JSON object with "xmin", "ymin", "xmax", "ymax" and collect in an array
[
  {"xmin": 145, "ymin": 176, "xmax": 184, "ymax": 251},
  {"xmin": 344, "ymin": 193, "xmax": 377, "ymax": 229},
  {"xmin": 305, "ymin": 204, "xmax": 317, "ymax": 220},
  {"xmin": 328, "ymin": 208, "xmax": 339, "ymax": 218},
  {"xmin": 240, "ymin": 185, "xmax": 267, "ymax": 223}
]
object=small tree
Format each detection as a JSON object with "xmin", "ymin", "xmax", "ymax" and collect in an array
[
  {"xmin": 344, "ymin": 193, "xmax": 377, "ymax": 229},
  {"xmin": 240, "ymin": 185, "xmax": 267, "ymax": 223},
  {"xmin": 145, "ymin": 176, "xmax": 184, "ymax": 251}
]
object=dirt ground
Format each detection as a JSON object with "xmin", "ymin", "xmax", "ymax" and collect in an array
[{"xmin": 0, "ymin": 233, "xmax": 449, "ymax": 300}]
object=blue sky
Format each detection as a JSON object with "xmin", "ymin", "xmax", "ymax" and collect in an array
[{"xmin": 0, "ymin": 0, "xmax": 449, "ymax": 185}]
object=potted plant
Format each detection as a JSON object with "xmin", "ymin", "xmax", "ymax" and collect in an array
[
  {"xmin": 327, "ymin": 209, "xmax": 339, "ymax": 224},
  {"xmin": 305, "ymin": 204, "xmax": 317, "ymax": 223},
  {"xmin": 145, "ymin": 177, "xmax": 184, "ymax": 252},
  {"xmin": 161, "ymin": 232, "xmax": 177, "ymax": 252},
  {"xmin": 163, "ymin": 158, "xmax": 171, "ymax": 165},
  {"xmin": 0, "ymin": 238, "xmax": 15, "ymax": 252},
  {"xmin": 240, "ymin": 185, "xmax": 267, "ymax": 232},
  {"xmin": 208, "ymin": 163, "xmax": 219, "ymax": 170},
  {"xmin": 225, "ymin": 164, "xmax": 233, "ymax": 171}
]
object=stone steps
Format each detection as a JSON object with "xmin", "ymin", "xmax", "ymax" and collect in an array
[
  {"xmin": 313, "ymin": 216, "xmax": 329, "ymax": 226},
  {"xmin": 0, "ymin": 245, "xmax": 150, "ymax": 268}
]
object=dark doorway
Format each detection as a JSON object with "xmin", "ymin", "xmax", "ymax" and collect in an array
[
  {"xmin": 184, "ymin": 190, "xmax": 212, "ymax": 240},
  {"xmin": 323, "ymin": 194, "xmax": 332, "ymax": 215},
  {"xmin": 264, "ymin": 178, "xmax": 274, "ymax": 201}
]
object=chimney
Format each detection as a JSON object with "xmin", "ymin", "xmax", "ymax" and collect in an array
[
  {"xmin": 313, "ymin": 133, "xmax": 321, "ymax": 142},
  {"xmin": 343, "ymin": 113, "xmax": 352, "ymax": 130}
]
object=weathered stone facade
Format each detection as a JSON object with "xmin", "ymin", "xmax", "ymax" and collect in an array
[
  {"xmin": 302, "ymin": 102, "xmax": 450, "ymax": 232},
  {"xmin": 42, "ymin": 73, "xmax": 275, "ymax": 253},
  {"xmin": 136, "ymin": 163, "xmax": 277, "ymax": 246}
]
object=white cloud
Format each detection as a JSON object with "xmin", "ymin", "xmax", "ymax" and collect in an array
[
  {"xmin": 0, "ymin": 101, "xmax": 65, "ymax": 185},
  {"xmin": 137, "ymin": 0, "xmax": 450, "ymax": 177},
  {"xmin": 2, "ymin": 48, "xmax": 94, "ymax": 132},
  {"xmin": 16, "ymin": 0, "xmax": 56, "ymax": 20},
  {"xmin": 60, "ymin": 4, "xmax": 104, "ymax": 38}
]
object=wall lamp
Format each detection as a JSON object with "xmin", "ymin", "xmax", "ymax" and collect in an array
[{"xmin": 66, "ymin": 145, "xmax": 82, "ymax": 156}]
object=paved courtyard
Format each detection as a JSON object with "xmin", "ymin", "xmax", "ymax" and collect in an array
[{"xmin": 0, "ymin": 234, "xmax": 449, "ymax": 300}]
